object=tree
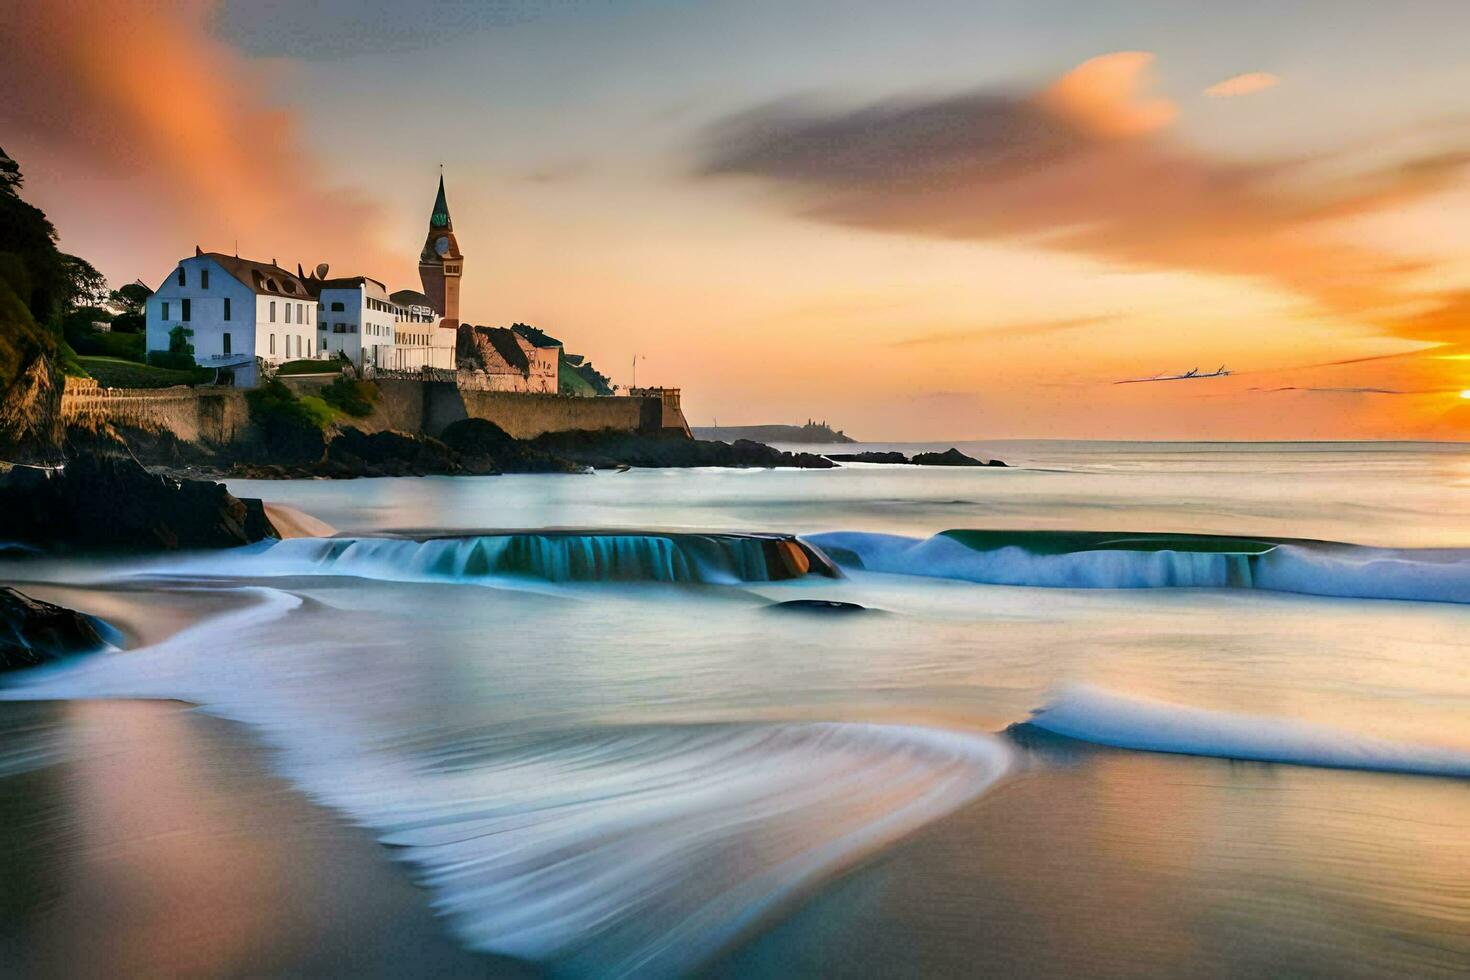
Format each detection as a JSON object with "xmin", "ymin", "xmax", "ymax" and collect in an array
[
  {"xmin": 62, "ymin": 253, "xmax": 108, "ymax": 309},
  {"xmin": 0, "ymin": 146, "xmax": 67, "ymax": 328},
  {"xmin": 110, "ymin": 281, "xmax": 152, "ymax": 315}
]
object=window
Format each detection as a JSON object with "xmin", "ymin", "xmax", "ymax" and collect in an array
[
  {"xmin": 308, "ymin": 339, "xmax": 312, "ymax": 357},
  {"xmin": 269, "ymin": 334, "xmax": 276, "ymax": 355},
  {"xmin": 270, "ymin": 301, "xmax": 276, "ymax": 322},
  {"xmin": 223, "ymin": 297, "xmax": 231, "ymax": 320},
  {"xmin": 177, "ymin": 266, "xmax": 186, "ymax": 286},
  {"xmin": 181, "ymin": 298, "xmax": 191, "ymax": 322},
  {"xmin": 297, "ymin": 303, "xmax": 303, "ymax": 323},
  {"xmin": 161, "ymin": 301, "xmax": 169, "ymax": 320},
  {"xmin": 201, "ymin": 269, "xmax": 209, "ymax": 289},
  {"xmin": 331, "ymin": 301, "xmax": 344, "ymax": 312},
  {"xmin": 223, "ymin": 332, "xmax": 231, "ymax": 355}
]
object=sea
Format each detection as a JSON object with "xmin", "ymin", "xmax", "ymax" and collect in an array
[{"xmin": 2, "ymin": 439, "xmax": 1469, "ymax": 977}]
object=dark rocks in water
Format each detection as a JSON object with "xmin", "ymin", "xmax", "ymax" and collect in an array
[
  {"xmin": 0, "ymin": 455, "xmax": 279, "ymax": 551},
  {"xmin": 0, "ymin": 587, "xmax": 111, "ymax": 671},
  {"xmin": 767, "ymin": 599, "xmax": 869, "ymax": 614},
  {"xmin": 529, "ymin": 430, "xmax": 836, "ymax": 469},
  {"xmin": 438, "ymin": 419, "xmax": 584, "ymax": 474},
  {"xmin": 323, "ymin": 428, "xmax": 466, "ymax": 478},
  {"xmin": 825, "ymin": 451, "xmax": 911, "ymax": 464},
  {"xmin": 911, "ymin": 448, "xmax": 1007, "ymax": 467}
]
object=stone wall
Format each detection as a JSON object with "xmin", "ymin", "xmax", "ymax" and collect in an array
[
  {"xmin": 427, "ymin": 387, "xmax": 662, "ymax": 439},
  {"xmin": 61, "ymin": 378, "xmax": 250, "ymax": 445},
  {"xmin": 61, "ymin": 376, "xmax": 691, "ymax": 448}
]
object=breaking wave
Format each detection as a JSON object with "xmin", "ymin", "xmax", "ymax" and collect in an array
[
  {"xmin": 1, "ymin": 586, "xmax": 1008, "ymax": 977},
  {"xmin": 807, "ymin": 529, "xmax": 1470, "ymax": 604},
  {"xmin": 152, "ymin": 531, "xmax": 839, "ymax": 587},
  {"xmin": 1018, "ymin": 685, "xmax": 1470, "ymax": 777}
]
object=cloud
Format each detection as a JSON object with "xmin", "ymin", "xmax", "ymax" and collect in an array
[
  {"xmin": 1204, "ymin": 72, "xmax": 1281, "ymax": 98},
  {"xmin": 0, "ymin": 0, "xmax": 393, "ymax": 284},
  {"xmin": 892, "ymin": 315, "xmax": 1113, "ymax": 347},
  {"xmin": 697, "ymin": 53, "xmax": 1470, "ymax": 347}
]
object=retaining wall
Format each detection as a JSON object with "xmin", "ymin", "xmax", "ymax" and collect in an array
[
  {"xmin": 61, "ymin": 378, "xmax": 251, "ymax": 445},
  {"xmin": 63, "ymin": 376, "xmax": 690, "ymax": 446}
]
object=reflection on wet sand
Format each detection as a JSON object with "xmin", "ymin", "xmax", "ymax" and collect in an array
[
  {"xmin": 715, "ymin": 744, "xmax": 1470, "ymax": 978},
  {"xmin": 0, "ymin": 700, "xmax": 531, "ymax": 978}
]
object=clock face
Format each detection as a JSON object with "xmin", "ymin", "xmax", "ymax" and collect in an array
[{"xmin": 435, "ymin": 236, "xmax": 450, "ymax": 257}]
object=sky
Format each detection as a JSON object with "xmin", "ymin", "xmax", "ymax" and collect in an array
[{"xmin": 4, "ymin": 0, "xmax": 1470, "ymax": 440}]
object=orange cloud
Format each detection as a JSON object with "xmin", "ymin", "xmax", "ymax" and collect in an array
[
  {"xmin": 699, "ymin": 54, "xmax": 1469, "ymax": 351},
  {"xmin": 0, "ymin": 0, "xmax": 394, "ymax": 287},
  {"xmin": 1039, "ymin": 52, "xmax": 1177, "ymax": 137},
  {"xmin": 1204, "ymin": 72, "xmax": 1281, "ymax": 98}
]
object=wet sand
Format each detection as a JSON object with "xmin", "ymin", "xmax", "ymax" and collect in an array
[{"xmin": 0, "ymin": 698, "xmax": 535, "ymax": 978}]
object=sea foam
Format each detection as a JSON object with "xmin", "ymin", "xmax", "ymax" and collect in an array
[
  {"xmin": 808, "ymin": 530, "xmax": 1470, "ymax": 604},
  {"xmin": 1022, "ymin": 685, "xmax": 1470, "ymax": 777},
  {"xmin": 0, "ymin": 586, "xmax": 1009, "ymax": 977}
]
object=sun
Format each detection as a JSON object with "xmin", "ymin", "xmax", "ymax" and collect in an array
[{"xmin": 1461, "ymin": 390, "xmax": 1470, "ymax": 399}]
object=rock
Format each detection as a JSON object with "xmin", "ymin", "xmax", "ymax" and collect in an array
[
  {"xmin": 766, "ymin": 599, "xmax": 870, "ymax": 614},
  {"xmin": 529, "ymin": 430, "xmax": 836, "ymax": 469},
  {"xmin": 0, "ymin": 352, "xmax": 64, "ymax": 463},
  {"xmin": 0, "ymin": 455, "xmax": 279, "ymax": 551},
  {"xmin": 325, "ymin": 428, "xmax": 464, "ymax": 478},
  {"xmin": 911, "ymin": 448, "xmax": 1006, "ymax": 467},
  {"xmin": 438, "ymin": 419, "xmax": 582, "ymax": 474},
  {"xmin": 825, "ymin": 451, "xmax": 912, "ymax": 464},
  {"xmin": 0, "ymin": 587, "xmax": 112, "ymax": 671}
]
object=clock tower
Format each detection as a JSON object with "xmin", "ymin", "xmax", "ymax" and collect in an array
[{"xmin": 419, "ymin": 173, "xmax": 463, "ymax": 329}]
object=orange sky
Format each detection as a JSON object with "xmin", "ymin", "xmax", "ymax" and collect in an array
[{"xmin": 3, "ymin": 0, "xmax": 1470, "ymax": 439}]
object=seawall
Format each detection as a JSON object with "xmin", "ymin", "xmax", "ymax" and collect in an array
[
  {"xmin": 61, "ymin": 378, "xmax": 251, "ymax": 445},
  {"xmin": 62, "ymin": 376, "xmax": 691, "ymax": 446}
]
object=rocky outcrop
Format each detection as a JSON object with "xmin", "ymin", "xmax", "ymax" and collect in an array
[
  {"xmin": 825, "ymin": 451, "xmax": 911, "ymax": 464},
  {"xmin": 0, "ymin": 455, "xmax": 278, "ymax": 551},
  {"xmin": 911, "ymin": 448, "xmax": 1007, "ymax": 467},
  {"xmin": 826, "ymin": 447, "xmax": 1007, "ymax": 467},
  {"xmin": 438, "ymin": 418, "xmax": 584, "ymax": 474},
  {"xmin": 322, "ymin": 428, "xmax": 467, "ymax": 478},
  {"xmin": 0, "ymin": 351, "xmax": 64, "ymax": 463},
  {"xmin": 0, "ymin": 587, "xmax": 112, "ymax": 671},
  {"xmin": 529, "ymin": 430, "xmax": 836, "ymax": 469}
]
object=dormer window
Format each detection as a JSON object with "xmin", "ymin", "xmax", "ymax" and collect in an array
[{"xmin": 264, "ymin": 278, "xmax": 278, "ymax": 292}]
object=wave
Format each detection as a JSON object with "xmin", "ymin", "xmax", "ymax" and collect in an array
[
  {"xmin": 1017, "ymin": 685, "xmax": 1470, "ymax": 777},
  {"xmin": 147, "ymin": 531, "xmax": 841, "ymax": 587},
  {"xmin": 1, "ymin": 587, "xmax": 1009, "ymax": 977},
  {"xmin": 806, "ymin": 529, "xmax": 1470, "ymax": 604}
]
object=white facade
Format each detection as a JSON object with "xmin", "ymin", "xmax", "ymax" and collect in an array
[
  {"xmin": 390, "ymin": 299, "xmax": 455, "ymax": 371},
  {"xmin": 316, "ymin": 277, "xmax": 396, "ymax": 370},
  {"xmin": 145, "ymin": 253, "xmax": 319, "ymax": 386}
]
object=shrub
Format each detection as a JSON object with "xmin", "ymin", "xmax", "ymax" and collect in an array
[
  {"xmin": 147, "ymin": 349, "xmax": 196, "ymax": 371},
  {"xmin": 70, "ymin": 328, "xmax": 144, "ymax": 361},
  {"xmin": 245, "ymin": 378, "xmax": 331, "ymax": 461},
  {"xmin": 321, "ymin": 376, "xmax": 378, "ymax": 417},
  {"xmin": 277, "ymin": 358, "xmax": 338, "ymax": 376}
]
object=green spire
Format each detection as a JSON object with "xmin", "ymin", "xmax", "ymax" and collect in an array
[{"xmin": 430, "ymin": 173, "xmax": 451, "ymax": 230}]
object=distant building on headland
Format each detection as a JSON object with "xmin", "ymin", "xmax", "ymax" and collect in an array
[{"xmin": 143, "ymin": 172, "xmax": 624, "ymax": 397}]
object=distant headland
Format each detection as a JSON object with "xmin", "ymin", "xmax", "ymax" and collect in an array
[{"xmin": 693, "ymin": 420, "xmax": 856, "ymax": 444}]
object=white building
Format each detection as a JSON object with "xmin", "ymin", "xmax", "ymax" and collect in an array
[
  {"xmin": 144, "ymin": 249, "xmax": 319, "ymax": 387},
  {"xmin": 388, "ymin": 288, "xmax": 455, "ymax": 371},
  {"xmin": 311, "ymin": 275, "xmax": 396, "ymax": 371}
]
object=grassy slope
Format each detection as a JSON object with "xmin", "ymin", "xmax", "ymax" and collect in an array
[{"xmin": 78, "ymin": 356, "xmax": 210, "ymax": 388}]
